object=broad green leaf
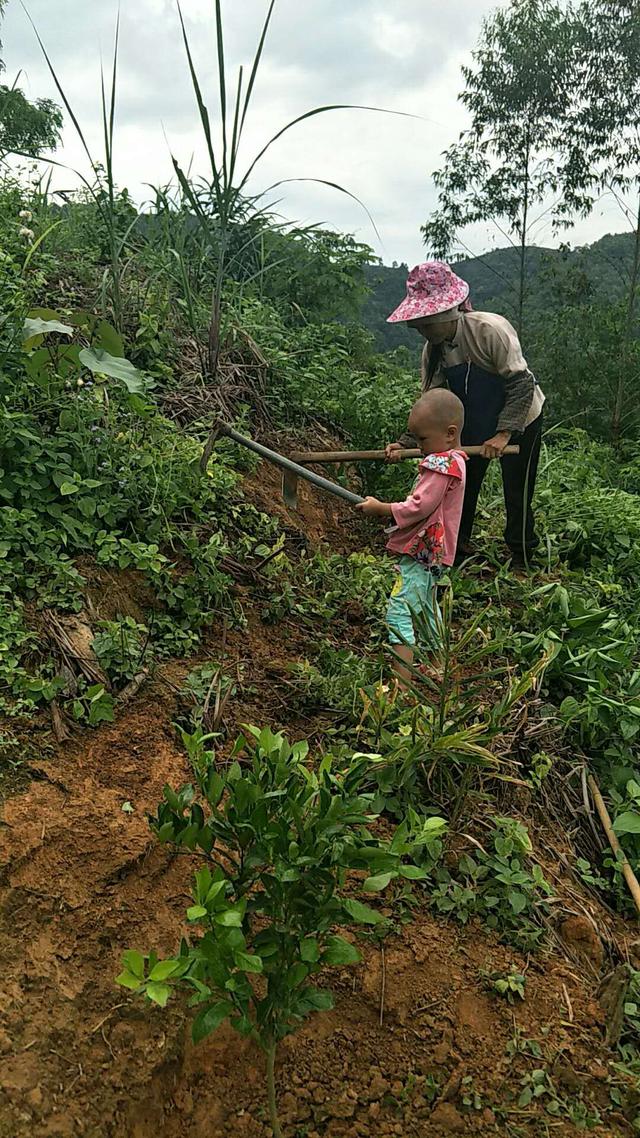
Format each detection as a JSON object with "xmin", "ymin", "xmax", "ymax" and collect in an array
[
  {"xmin": 234, "ymin": 952, "xmax": 263, "ymax": 974},
  {"xmin": 146, "ymin": 982, "xmax": 171, "ymax": 1007},
  {"xmin": 363, "ymin": 872, "xmax": 394, "ymax": 892},
  {"xmin": 214, "ymin": 909, "xmax": 243, "ymax": 927},
  {"xmin": 613, "ymin": 810, "xmax": 640, "ymax": 835},
  {"xmin": 78, "ymin": 496, "xmax": 97, "ymax": 518},
  {"xmin": 300, "ymin": 938, "xmax": 320, "ymax": 963},
  {"xmin": 302, "ymin": 987, "xmax": 334, "ymax": 1011},
  {"xmin": 148, "ymin": 959, "xmax": 181, "ymax": 982},
  {"xmin": 79, "ymin": 347, "xmax": 149, "ymax": 394},
  {"xmin": 205, "ymin": 880, "xmax": 226, "ymax": 905},
  {"xmin": 399, "ymin": 865, "xmax": 429, "ymax": 880},
  {"xmin": 192, "ymin": 1000, "xmax": 232, "ymax": 1043},
  {"xmin": 343, "ymin": 898, "xmax": 383, "ymax": 925},
  {"xmin": 59, "ymin": 481, "xmax": 79, "ymax": 496},
  {"xmin": 95, "ymin": 320, "xmax": 124, "ymax": 357},
  {"xmin": 187, "ymin": 905, "xmax": 208, "ymax": 921},
  {"xmin": 23, "ymin": 316, "xmax": 73, "ymax": 344},
  {"xmin": 287, "ymin": 962, "xmax": 309, "ymax": 988},
  {"xmin": 321, "ymin": 936, "xmax": 361, "ymax": 966},
  {"xmin": 121, "ymin": 950, "xmax": 145, "ymax": 979},
  {"xmin": 116, "ymin": 969, "xmax": 142, "ymax": 991},
  {"xmin": 508, "ymin": 891, "xmax": 528, "ymax": 915}
]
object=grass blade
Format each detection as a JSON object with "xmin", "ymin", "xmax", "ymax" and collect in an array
[
  {"xmin": 262, "ymin": 176, "xmax": 382, "ymax": 242},
  {"xmin": 239, "ymin": 0, "xmax": 276, "ymax": 143},
  {"xmin": 22, "ymin": 219, "xmax": 62, "ymax": 272},
  {"xmin": 239, "ymin": 103, "xmax": 418, "ymax": 193},
  {"xmin": 214, "ymin": 0, "xmax": 228, "ymax": 184},
  {"xmin": 21, "ymin": 1, "xmax": 96, "ymax": 174},
  {"xmin": 228, "ymin": 65, "xmax": 244, "ymax": 185},
  {"xmin": 108, "ymin": 12, "xmax": 120, "ymax": 170},
  {"xmin": 176, "ymin": 1, "xmax": 224, "ymax": 210}
]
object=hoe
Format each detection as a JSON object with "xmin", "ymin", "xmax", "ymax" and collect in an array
[{"xmin": 214, "ymin": 420, "xmax": 519, "ymax": 510}]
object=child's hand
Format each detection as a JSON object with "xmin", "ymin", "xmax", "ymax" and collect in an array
[{"xmin": 357, "ymin": 496, "xmax": 385, "ymax": 516}]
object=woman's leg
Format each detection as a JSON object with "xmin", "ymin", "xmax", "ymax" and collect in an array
[
  {"xmin": 500, "ymin": 414, "xmax": 543, "ymax": 559},
  {"xmin": 456, "ymin": 455, "xmax": 490, "ymax": 557}
]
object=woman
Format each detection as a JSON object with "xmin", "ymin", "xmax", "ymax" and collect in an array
[{"xmin": 385, "ymin": 261, "xmax": 544, "ymax": 566}]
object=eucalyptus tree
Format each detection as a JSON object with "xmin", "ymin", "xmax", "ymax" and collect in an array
[
  {"xmin": 0, "ymin": 1, "xmax": 62, "ymax": 159},
  {"xmin": 422, "ymin": 0, "xmax": 584, "ymax": 339},
  {"xmin": 563, "ymin": 0, "xmax": 640, "ymax": 439}
]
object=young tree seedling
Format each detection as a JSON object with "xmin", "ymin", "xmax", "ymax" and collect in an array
[{"xmin": 117, "ymin": 726, "xmax": 421, "ymax": 1136}]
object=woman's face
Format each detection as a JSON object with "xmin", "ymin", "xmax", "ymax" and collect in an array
[{"xmin": 407, "ymin": 317, "xmax": 459, "ymax": 344}]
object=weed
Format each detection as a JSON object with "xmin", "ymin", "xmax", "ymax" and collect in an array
[
  {"xmin": 483, "ymin": 966, "xmax": 527, "ymax": 1003},
  {"xmin": 461, "ymin": 1075, "xmax": 483, "ymax": 1111},
  {"xmin": 431, "ymin": 817, "xmax": 553, "ymax": 951},
  {"xmin": 71, "ymin": 682, "xmax": 115, "ymax": 727},
  {"xmin": 92, "ymin": 617, "xmax": 149, "ymax": 687}
]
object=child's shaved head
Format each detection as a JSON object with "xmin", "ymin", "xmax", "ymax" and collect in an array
[
  {"xmin": 407, "ymin": 388, "xmax": 464, "ymax": 457},
  {"xmin": 409, "ymin": 389, "xmax": 464, "ymax": 433}
]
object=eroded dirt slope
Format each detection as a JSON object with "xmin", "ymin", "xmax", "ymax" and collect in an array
[{"xmin": 0, "ymin": 465, "xmax": 635, "ymax": 1138}]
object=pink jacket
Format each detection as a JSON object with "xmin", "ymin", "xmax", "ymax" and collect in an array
[{"xmin": 386, "ymin": 450, "xmax": 467, "ymax": 568}]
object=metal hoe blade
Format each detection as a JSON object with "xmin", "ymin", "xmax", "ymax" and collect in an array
[{"xmin": 282, "ymin": 468, "xmax": 299, "ymax": 509}]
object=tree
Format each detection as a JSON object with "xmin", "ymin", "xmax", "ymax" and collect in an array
[
  {"xmin": 422, "ymin": 0, "xmax": 584, "ymax": 339},
  {"xmin": 0, "ymin": 84, "xmax": 62, "ymax": 158},
  {"xmin": 563, "ymin": 0, "xmax": 640, "ymax": 440},
  {"xmin": 0, "ymin": 2, "xmax": 62, "ymax": 158}
]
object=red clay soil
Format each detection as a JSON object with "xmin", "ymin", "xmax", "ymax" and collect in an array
[{"xmin": 0, "ymin": 468, "xmax": 634, "ymax": 1138}]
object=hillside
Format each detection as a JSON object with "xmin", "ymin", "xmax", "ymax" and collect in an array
[
  {"xmin": 1, "ymin": 170, "xmax": 640, "ymax": 1138},
  {"xmin": 362, "ymin": 231, "xmax": 637, "ymax": 351}
]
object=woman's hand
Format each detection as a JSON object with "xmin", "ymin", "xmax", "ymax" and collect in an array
[
  {"xmin": 480, "ymin": 430, "xmax": 511, "ymax": 460},
  {"xmin": 357, "ymin": 496, "xmax": 388, "ymax": 516},
  {"xmin": 384, "ymin": 442, "xmax": 403, "ymax": 463}
]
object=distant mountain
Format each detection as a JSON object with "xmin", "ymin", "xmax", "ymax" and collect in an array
[{"xmin": 361, "ymin": 231, "xmax": 636, "ymax": 351}]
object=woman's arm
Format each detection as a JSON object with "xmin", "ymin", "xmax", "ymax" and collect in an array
[{"xmin": 486, "ymin": 322, "xmax": 535, "ymax": 435}]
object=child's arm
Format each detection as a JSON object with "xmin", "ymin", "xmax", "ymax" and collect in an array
[
  {"xmin": 357, "ymin": 470, "xmax": 449, "ymax": 521},
  {"xmin": 357, "ymin": 497, "xmax": 394, "ymax": 517}
]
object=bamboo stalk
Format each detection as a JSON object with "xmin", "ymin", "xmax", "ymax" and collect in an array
[{"xmin": 587, "ymin": 772, "xmax": 640, "ymax": 918}]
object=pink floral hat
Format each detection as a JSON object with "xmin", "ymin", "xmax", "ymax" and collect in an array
[{"xmin": 387, "ymin": 261, "xmax": 471, "ymax": 323}]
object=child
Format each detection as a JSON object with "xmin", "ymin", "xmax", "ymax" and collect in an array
[{"xmin": 356, "ymin": 389, "xmax": 466, "ymax": 685}]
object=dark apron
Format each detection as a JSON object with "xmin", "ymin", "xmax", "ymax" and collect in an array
[{"xmin": 442, "ymin": 362, "xmax": 505, "ymax": 446}]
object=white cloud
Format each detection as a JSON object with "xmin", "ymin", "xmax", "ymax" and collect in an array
[{"xmin": 1, "ymin": 0, "xmax": 629, "ymax": 267}]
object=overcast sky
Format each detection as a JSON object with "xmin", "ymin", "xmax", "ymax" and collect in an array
[{"xmin": 2, "ymin": 0, "xmax": 629, "ymax": 266}]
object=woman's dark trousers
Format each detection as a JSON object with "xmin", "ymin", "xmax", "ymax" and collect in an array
[{"xmin": 458, "ymin": 414, "xmax": 543, "ymax": 559}]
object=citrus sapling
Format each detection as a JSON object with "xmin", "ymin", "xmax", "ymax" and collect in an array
[{"xmin": 117, "ymin": 726, "xmax": 404, "ymax": 1137}]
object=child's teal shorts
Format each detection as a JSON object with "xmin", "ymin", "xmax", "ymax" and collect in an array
[{"xmin": 386, "ymin": 555, "xmax": 442, "ymax": 647}]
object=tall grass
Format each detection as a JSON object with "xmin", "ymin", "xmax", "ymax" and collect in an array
[
  {"xmin": 171, "ymin": 0, "xmax": 397, "ymax": 468},
  {"xmin": 24, "ymin": 9, "xmax": 139, "ymax": 331},
  {"xmin": 24, "ymin": 0, "xmax": 405, "ymax": 449}
]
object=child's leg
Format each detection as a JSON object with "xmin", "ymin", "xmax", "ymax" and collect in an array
[
  {"xmin": 390, "ymin": 643, "xmax": 414, "ymax": 687},
  {"xmin": 386, "ymin": 557, "xmax": 418, "ymax": 689},
  {"xmin": 387, "ymin": 558, "xmax": 443, "ymax": 690}
]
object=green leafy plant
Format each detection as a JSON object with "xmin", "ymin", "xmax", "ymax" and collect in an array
[
  {"xmin": 483, "ymin": 966, "xmax": 527, "ymax": 1003},
  {"xmin": 71, "ymin": 682, "xmax": 115, "ymax": 727},
  {"xmin": 92, "ymin": 617, "xmax": 149, "ymax": 687},
  {"xmin": 431, "ymin": 817, "xmax": 553, "ymax": 951},
  {"xmin": 117, "ymin": 726, "xmax": 409, "ymax": 1137}
]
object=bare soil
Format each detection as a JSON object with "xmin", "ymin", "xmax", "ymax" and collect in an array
[{"xmin": 0, "ymin": 463, "xmax": 634, "ymax": 1138}]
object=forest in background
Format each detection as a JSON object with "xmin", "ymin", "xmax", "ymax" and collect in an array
[{"xmin": 362, "ymin": 229, "xmax": 640, "ymax": 442}]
